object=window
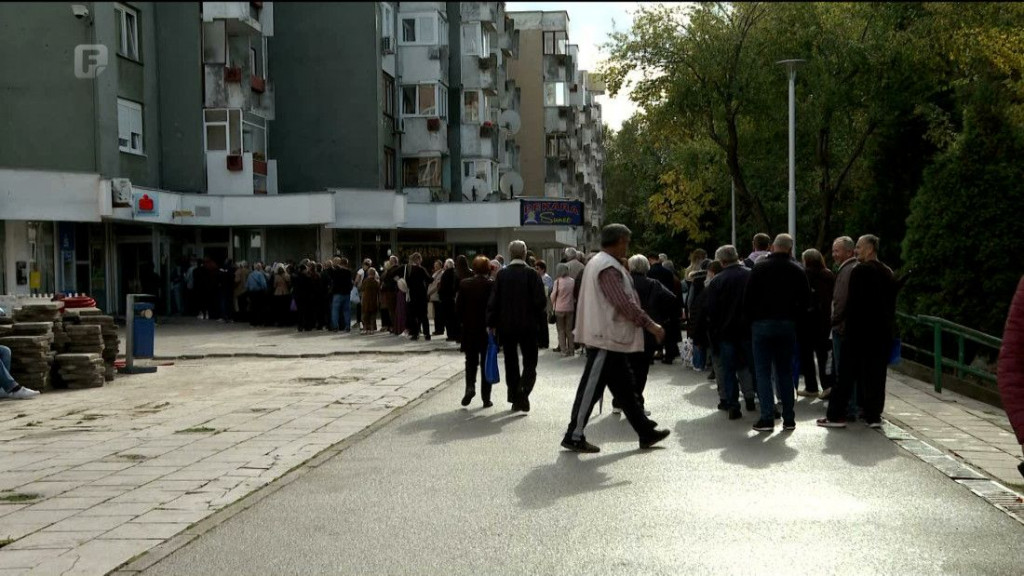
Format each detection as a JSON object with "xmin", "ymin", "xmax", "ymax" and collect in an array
[
  {"xmin": 204, "ymin": 108, "xmax": 243, "ymax": 154},
  {"xmin": 202, "ymin": 21, "xmax": 226, "ymax": 64},
  {"xmin": 463, "ymin": 91, "xmax": 480, "ymax": 123},
  {"xmin": 382, "ymin": 3, "xmax": 395, "ymax": 42},
  {"xmin": 383, "ymin": 73, "xmax": 395, "ymax": 118},
  {"xmin": 401, "ymin": 84, "xmax": 448, "ymax": 118},
  {"xmin": 462, "ymin": 160, "xmax": 497, "ymax": 191},
  {"xmin": 544, "ymin": 82, "xmax": 567, "ymax": 107},
  {"xmin": 543, "ymin": 31, "xmax": 568, "ymax": 55},
  {"xmin": 118, "ymin": 99, "xmax": 143, "ymax": 154},
  {"xmin": 461, "ymin": 23, "xmax": 491, "ymax": 57},
  {"xmin": 546, "ymin": 135, "xmax": 569, "ymax": 158},
  {"xmin": 384, "ymin": 148, "xmax": 396, "ymax": 189},
  {"xmin": 115, "ymin": 4, "xmax": 140, "ymax": 60},
  {"xmin": 399, "ymin": 13, "xmax": 442, "ymax": 46},
  {"xmin": 403, "ymin": 157, "xmax": 441, "ymax": 187}
]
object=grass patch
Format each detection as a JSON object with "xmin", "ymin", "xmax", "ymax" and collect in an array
[
  {"xmin": 15, "ymin": 413, "xmax": 26, "ymax": 418},
  {"xmin": 151, "ymin": 402, "xmax": 171, "ymax": 409},
  {"xmin": 176, "ymin": 427, "xmax": 218, "ymax": 434},
  {"xmin": 0, "ymin": 492, "xmax": 40, "ymax": 503},
  {"xmin": 23, "ymin": 421, "xmax": 41, "ymax": 427}
]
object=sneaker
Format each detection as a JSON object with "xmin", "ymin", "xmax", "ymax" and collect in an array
[
  {"xmin": 816, "ymin": 418, "xmax": 847, "ymax": 428},
  {"xmin": 797, "ymin": 389, "xmax": 818, "ymax": 397},
  {"xmin": 728, "ymin": 407, "xmax": 743, "ymax": 420},
  {"xmin": 561, "ymin": 438, "xmax": 600, "ymax": 453},
  {"xmin": 639, "ymin": 428, "xmax": 671, "ymax": 449},
  {"xmin": 783, "ymin": 420, "xmax": 796, "ymax": 431},
  {"xmin": 752, "ymin": 419, "xmax": 774, "ymax": 432},
  {"xmin": 745, "ymin": 398, "xmax": 756, "ymax": 412},
  {"xmin": 865, "ymin": 420, "xmax": 883, "ymax": 429},
  {"xmin": 611, "ymin": 407, "xmax": 622, "ymax": 415},
  {"xmin": 7, "ymin": 387, "xmax": 40, "ymax": 400},
  {"xmin": 818, "ymin": 388, "xmax": 832, "ymax": 400}
]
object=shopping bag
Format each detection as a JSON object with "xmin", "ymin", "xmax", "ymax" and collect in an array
[
  {"xmin": 350, "ymin": 285, "xmax": 361, "ymax": 305},
  {"xmin": 485, "ymin": 333, "xmax": 501, "ymax": 384}
]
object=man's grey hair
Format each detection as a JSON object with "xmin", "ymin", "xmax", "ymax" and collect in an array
[
  {"xmin": 564, "ymin": 247, "xmax": 576, "ymax": 259},
  {"xmin": 658, "ymin": 253, "xmax": 668, "ymax": 262},
  {"xmin": 663, "ymin": 260, "xmax": 675, "ymax": 273},
  {"xmin": 508, "ymin": 240, "xmax": 528, "ymax": 260},
  {"xmin": 859, "ymin": 234, "xmax": 880, "ymax": 252},
  {"xmin": 628, "ymin": 254, "xmax": 651, "ymax": 274},
  {"xmin": 773, "ymin": 233, "xmax": 794, "ymax": 254},
  {"xmin": 555, "ymin": 262, "xmax": 570, "ymax": 278},
  {"xmin": 833, "ymin": 236, "xmax": 855, "ymax": 252},
  {"xmin": 714, "ymin": 245, "xmax": 740, "ymax": 265},
  {"xmin": 600, "ymin": 223, "xmax": 632, "ymax": 248}
]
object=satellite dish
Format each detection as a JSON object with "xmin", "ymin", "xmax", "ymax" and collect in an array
[
  {"xmin": 498, "ymin": 109, "xmax": 521, "ymax": 135},
  {"xmin": 462, "ymin": 177, "xmax": 489, "ymax": 202},
  {"xmin": 499, "ymin": 171, "xmax": 523, "ymax": 200}
]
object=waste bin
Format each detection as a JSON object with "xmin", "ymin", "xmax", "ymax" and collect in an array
[{"xmin": 132, "ymin": 302, "xmax": 155, "ymax": 358}]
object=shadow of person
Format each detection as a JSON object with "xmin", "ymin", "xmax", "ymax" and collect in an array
[
  {"xmin": 395, "ymin": 408, "xmax": 526, "ymax": 444},
  {"xmin": 821, "ymin": 426, "xmax": 899, "ymax": 467},
  {"xmin": 515, "ymin": 450, "xmax": 638, "ymax": 510}
]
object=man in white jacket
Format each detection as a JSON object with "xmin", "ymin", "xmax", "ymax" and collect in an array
[{"xmin": 561, "ymin": 224, "xmax": 672, "ymax": 453}]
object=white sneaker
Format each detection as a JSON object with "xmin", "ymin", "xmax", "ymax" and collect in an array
[
  {"xmin": 611, "ymin": 407, "xmax": 622, "ymax": 415},
  {"xmin": 8, "ymin": 387, "xmax": 40, "ymax": 399}
]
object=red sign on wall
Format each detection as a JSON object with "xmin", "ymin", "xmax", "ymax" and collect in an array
[{"xmin": 133, "ymin": 192, "xmax": 159, "ymax": 216}]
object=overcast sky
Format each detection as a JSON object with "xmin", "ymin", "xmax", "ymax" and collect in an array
[{"xmin": 505, "ymin": 2, "xmax": 688, "ymax": 132}]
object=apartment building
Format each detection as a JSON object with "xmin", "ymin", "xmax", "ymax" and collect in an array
[{"xmin": 0, "ymin": 2, "xmax": 602, "ymax": 315}]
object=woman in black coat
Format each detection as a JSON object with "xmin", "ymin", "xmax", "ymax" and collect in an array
[
  {"xmin": 798, "ymin": 249, "xmax": 836, "ymax": 396},
  {"xmin": 622, "ymin": 255, "xmax": 679, "ymax": 414},
  {"xmin": 456, "ymin": 256, "xmax": 495, "ymax": 408}
]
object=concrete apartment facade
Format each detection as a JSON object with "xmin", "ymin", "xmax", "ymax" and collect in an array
[{"xmin": 0, "ymin": 2, "xmax": 603, "ymax": 316}]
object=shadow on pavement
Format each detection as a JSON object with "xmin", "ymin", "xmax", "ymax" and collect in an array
[
  {"xmin": 514, "ymin": 450, "xmax": 639, "ymax": 510},
  {"xmin": 396, "ymin": 406, "xmax": 528, "ymax": 444},
  {"xmin": 821, "ymin": 425, "xmax": 899, "ymax": 467}
]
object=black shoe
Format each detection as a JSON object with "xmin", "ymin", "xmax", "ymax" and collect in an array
[
  {"xmin": 745, "ymin": 398, "xmax": 756, "ymax": 412},
  {"xmin": 461, "ymin": 388, "xmax": 475, "ymax": 407},
  {"xmin": 483, "ymin": 400, "xmax": 493, "ymax": 408},
  {"xmin": 728, "ymin": 407, "xmax": 743, "ymax": 420},
  {"xmin": 520, "ymin": 397, "xmax": 531, "ymax": 413},
  {"xmin": 717, "ymin": 401, "xmax": 729, "ymax": 411},
  {"xmin": 639, "ymin": 428, "xmax": 671, "ymax": 449},
  {"xmin": 561, "ymin": 438, "xmax": 600, "ymax": 453},
  {"xmin": 708, "ymin": 372, "xmax": 716, "ymax": 381},
  {"xmin": 410, "ymin": 335, "xmax": 419, "ymax": 341},
  {"xmin": 783, "ymin": 420, "xmax": 796, "ymax": 431},
  {"xmin": 661, "ymin": 357, "xmax": 674, "ymax": 365},
  {"xmin": 511, "ymin": 401, "xmax": 523, "ymax": 413},
  {"xmin": 773, "ymin": 407, "xmax": 782, "ymax": 420},
  {"xmin": 752, "ymin": 419, "xmax": 774, "ymax": 432}
]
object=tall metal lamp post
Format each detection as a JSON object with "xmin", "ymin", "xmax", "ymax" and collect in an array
[{"xmin": 777, "ymin": 58, "xmax": 805, "ymax": 254}]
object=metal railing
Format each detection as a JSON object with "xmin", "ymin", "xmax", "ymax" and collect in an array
[{"xmin": 896, "ymin": 311, "xmax": 1002, "ymax": 392}]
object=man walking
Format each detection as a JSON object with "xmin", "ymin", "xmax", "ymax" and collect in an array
[
  {"xmin": 487, "ymin": 241, "xmax": 547, "ymax": 411},
  {"xmin": 744, "ymin": 234, "xmax": 811, "ymax": 432},
  {"xmin": 561, "ymin": 224, "xmax": 672, "ymax": 453},
  {"xmin": 705, "ymin": 245, "xmax": 755, "ymax": 420},
  {"xmin": 818, "ymin": 235, "xmax": 897, "ymax": 428}
]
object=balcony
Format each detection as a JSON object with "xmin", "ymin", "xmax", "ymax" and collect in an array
[
  {"xmin": 206, "ymin": 151, "xmax": 278, "ymax": 195},
  {"xmin": 201, "ymin": 2, "xmax": 266, "ymax": 36},
  {"xmin": 400, "ymin": 117, "xmax": 449, "ymax": 157}
]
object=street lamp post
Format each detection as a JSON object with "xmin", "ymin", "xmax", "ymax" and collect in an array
[
  {"xmin": 731, "ymin": 178, "xmax": 736, "ymax": 248},
  {"xmin": 777, "ymin": 58, "xmax": 805, "ymax": 254}
]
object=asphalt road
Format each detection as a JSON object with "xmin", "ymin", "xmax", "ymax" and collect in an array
[{"xmin": 142, "ymin": 350, "xmax": 1024, "ymax": 576}]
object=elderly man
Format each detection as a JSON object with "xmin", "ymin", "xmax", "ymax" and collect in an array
[
  {"xmin": 743, "ymin": 234, "xmax": 811, "ymax": 432},
  {"xmin": 487, "ymin": 240, "xmax": 548, "ymax": 412},
  {"xmin": 403, "ymin": 253, "xmax": 434, "ymax": 341},
  {"xmin": 818, "ymin": 235, "xmax": 897, "ymax": 429},
  {"xmin": 705, "ymin": 245, "xmax": 756, "ymax": 420},
  {"xmin": 561, "ymin": 224, "xmax": 672, "ymax": 453}
]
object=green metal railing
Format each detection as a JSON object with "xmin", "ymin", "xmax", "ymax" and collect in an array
[{"xmin": 896, "ymin": 311, "xmax": 1002, "ymax": 393}]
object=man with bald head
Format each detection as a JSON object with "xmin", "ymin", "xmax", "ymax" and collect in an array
[{"xmin": 743, "ymin": 233, "xmax": 811, "ymax": 433}]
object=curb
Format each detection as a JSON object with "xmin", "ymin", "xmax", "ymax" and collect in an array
[
  {"xmin": 879, "ymin": 416, "xmax": 1024, "ymax": 526},
  {"xmin": 143, "ymin": 348, "xmax": 463, "ymax": 361},
  {"xmin": 107, "ymin": 369, "xmax": 464, "ymax": 575}
]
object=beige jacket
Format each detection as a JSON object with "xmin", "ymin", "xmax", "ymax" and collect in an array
[{"xmin": 572, "ymin": 251, "xmax": 644, "ymax": 353}]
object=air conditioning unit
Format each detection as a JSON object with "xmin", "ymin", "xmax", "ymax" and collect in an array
[
  {"xmin": 382, "ymin": 36, "xmax": 394, "ymax": 54},
  {"xmin": 111, "ymin": 178, "xmax": 132, "ymax": 207}
]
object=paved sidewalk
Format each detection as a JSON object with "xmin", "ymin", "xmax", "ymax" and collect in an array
[{"xmin": 0, "ymin": 354, "xmax": 461, "ymax": 575}]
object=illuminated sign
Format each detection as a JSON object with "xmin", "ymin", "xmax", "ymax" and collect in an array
[{"xmin": 519, "ymin": 200, "xmax": 584, "ymax": 226}]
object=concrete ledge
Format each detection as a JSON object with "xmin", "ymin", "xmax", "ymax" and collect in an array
[{"xmin": 892, "ymin": 359, "xmax": 1003, "ymax": 408}]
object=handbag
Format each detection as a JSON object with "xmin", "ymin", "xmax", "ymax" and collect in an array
[
  {"xmin": 396, "ymin": 265, "xmax": 410, "ymax": 301},
  {"xmin": 484, "ymin": 333, "xmax": 501, "ymax": 384}
]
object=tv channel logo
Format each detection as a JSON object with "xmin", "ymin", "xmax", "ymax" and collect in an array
[{"xmin": 74, "ymin": 44, "xmax": 108, "ymax": 79}]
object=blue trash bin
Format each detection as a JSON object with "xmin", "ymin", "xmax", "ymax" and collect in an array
[{"xmin": 133, "ymin": 302, "xmax": 155, "ymax": 358}]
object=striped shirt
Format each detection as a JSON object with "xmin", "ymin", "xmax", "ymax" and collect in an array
[{"xmin": 598, "ymin": 267, "xmax": 655, "ymax": 330}]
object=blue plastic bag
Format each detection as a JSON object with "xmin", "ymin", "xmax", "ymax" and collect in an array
[
  {"xmin": 889, "ymin": 338, "xmax": 902, "ymax": 366},
  {"xmin": 485, "ymin": 333, "xmax": 501, "ymax": 384}
]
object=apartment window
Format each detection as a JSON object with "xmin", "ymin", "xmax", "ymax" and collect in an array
[
  {"xmin": 202, "ymin": 21, "xmax": 226, "ymax": 64},
  {"xmin": 204, "ymin": 108, "xmax": 242, "ymax": 154},
  {"xmin": 383, "ymin": 73, "xmax": 395, "ymax": 118},
  {"xmin": 401, "ymin": 84, "xmax": 448, "ymax": 118},
  {"xmin": 400, "ymin": 13, "xmax": 440, "ymax": 46},
  {"xmin": 115, "ymin": 3, "xmax": 140, "ymax": 60},
  {"xmin": 384, "ymin": 147, "xmax": 396, "ymax": 189},
  {"xmin": 463, "ymin": 91, "xmax": 480, "ymax": 123},
  {"xmin": 117, "ymin": 99, "xmax": 144, "ymax": 155},
  {"xmin": 546, "ymin": 135, "xmax": 569, "ymax": 158},
  {"xmin": 543, "ymin": 31, "xmax": 568, "ymax": 56},
  {"xmin": 544, "ymin": 82, "xmax": 567, "ymax": 107},
  {"xmin": 382, "ymin": 3, "xmax": 395, "ymax": 42},
  {"xmin": 463, "ymin": 160, "xmax": 497, "ymax": 191},
  {"xmin": 402, "ymin": 157, "xmax": 441, "ymax": 187}
]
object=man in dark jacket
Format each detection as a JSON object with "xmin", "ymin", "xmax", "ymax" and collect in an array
[
  {"xmin": 744, "ymin": 234, "xmax": 811, "ymax": 432},
  {"xmin": 403, "ymin": 253, "xmax": 433, "ymax": 341},
  {"xmin": 818, "ymin": 234, "xmax": 896, "ymax": 429},
  {"xmin": 487, "ymin": 240, "xmax": 548, "ymax": 412},
  {"xmin": 624, "ymin": 255, "xmax": 678, "ymax": 414},
  {"xmin": 706, "ymin": 246, "xmax": 755, "ymax": 419}
]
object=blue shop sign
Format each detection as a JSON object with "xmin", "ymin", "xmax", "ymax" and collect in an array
[{"xmin": 520, "ymin": 200, "xmax": 584, "ymax": 226}]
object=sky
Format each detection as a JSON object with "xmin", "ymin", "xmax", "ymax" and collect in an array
[{"xmin": 505, "ymin": 2, "xmax": 686, "ymax": 132}]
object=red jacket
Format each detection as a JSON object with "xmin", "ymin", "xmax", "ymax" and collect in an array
[{"xmin": 997, "ymin": 276, "xmax": 1024, "ymax": 444}]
